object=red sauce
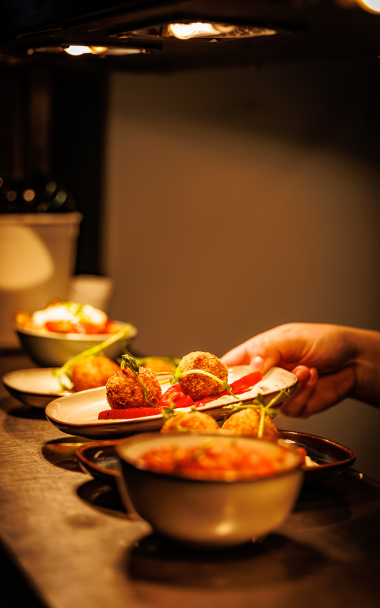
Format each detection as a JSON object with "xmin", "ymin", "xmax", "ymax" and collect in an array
[
  {"xmin": 138, "ymin": 441, "xmax": 286, "ymax": 480},
  {"xmin": 159, "ymin": 385, "xmax": 194, "ymax": 409},
  {"xmin": 230, "ymin": 371, "xmax": 262, "ymax": 394},
  {"xmin": 97, "ymin": 371, "xmax": 262, "ymax": 421},
  {"xmin": 98, "ymin": 407, "xmax": 164, "ymax": 420}
]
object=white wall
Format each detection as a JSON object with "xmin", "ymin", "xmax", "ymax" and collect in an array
[{"xmin": 103, "ymin": 60, "xmax": 380, "ymax": 480}]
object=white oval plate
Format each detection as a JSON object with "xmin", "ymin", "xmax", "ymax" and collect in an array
[
  {"xmin": 45, "ymin": 366, "xmax": 298, "ymax": 439},
  {"xmin": 2, "ymin": 368, "xmax": 71, "ymax": 409}
]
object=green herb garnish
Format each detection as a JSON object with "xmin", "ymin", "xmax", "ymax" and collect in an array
[{"xmin": 161, "ymin": 403, "xmax": 177, "ymax": 420}]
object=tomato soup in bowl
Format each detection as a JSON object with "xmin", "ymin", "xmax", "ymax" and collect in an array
[{"xmin": 116, "ymin": 432, "xmax": 304, "ymax": 547}]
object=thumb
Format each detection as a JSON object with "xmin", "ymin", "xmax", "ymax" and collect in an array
[{"xmin": 221, "ymin": 336, "xmax": 282, "ymax": 375}]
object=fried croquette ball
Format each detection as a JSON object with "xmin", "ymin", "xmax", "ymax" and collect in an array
[
  {"xmin": 142, "ymin": 358, "xmax": 175, "ymax": 373},
  {"xmin": 179, "ymin": 351, "xmax": 228, "ymax": 401},
  {"xmin": 71, "ymin": 356, "xmax": 120, "ymax": 392},
  {"xmin": 161, "ymin": 411, "xmax": 220, "ymax": 433},
  {"xmin": 106, "ymin": 367, "xmax": 162, "ymax": 409},
  {"xmin": 221, "ymin": 408, "xmax": 280, "ymax": 442}
]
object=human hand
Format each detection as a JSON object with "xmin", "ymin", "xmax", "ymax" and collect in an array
[{"xmin": 221, "ymin": 323, "xmax": 359, "ymax": 417}]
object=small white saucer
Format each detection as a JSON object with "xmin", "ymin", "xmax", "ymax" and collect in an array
[{"xmin": 2, "ymin": 368, "xmax": 71, "ymax": 409}]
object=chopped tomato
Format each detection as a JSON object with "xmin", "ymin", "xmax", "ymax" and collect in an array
[
  {"xmin": 45, "ymin": 320, "xmax": 111, "ymax": 334},
  {"xmin": 45, "ymin": 320, "xmax": 78, "ymax": 333},
  {"xmin": 98, "ymin": 407, "xmax": 163, "ymax": 420},
  {"xmin": 159, "ymin": 385, "xmax": 195, "ymax": 409},
  {"xmin": 230, "ymin": 371, "xmax": 262, "ymax": 394}
]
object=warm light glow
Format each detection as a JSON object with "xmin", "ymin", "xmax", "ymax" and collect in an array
[
  {"xmin": 64, "ymin": 46, "xmax": 93, "ymax": 56},
  {"xmin": 39, "ymin": 45, "xmax": 143, "ymax": 57},
  {"xmin": 166, "ymin": 22, "xmax": 277, "ymax": 40},
  {"xmin": 104, "ymin": 47, "xmax": 144, "ymax": 55},
  {"xmin": 6, "ymin": 191, "xmax": 17, "ymax": 202},
  {"xmin": 167, "ymin": 22, "xmax": 229, "ymax": 40},
  {"xmin": 23, "ymin": 189, "xmax": 35, "ymax": 202},
  {"xmin": 89, "ymin": 46, "xmax": 108, "ymax": 54},
  {"xmin": 356, "ymin": 0, "xmax": 380, "ymax": 12}
]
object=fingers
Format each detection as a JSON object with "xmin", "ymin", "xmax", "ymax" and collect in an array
[
  {"xmin": 279, "ymin": 366, "xmax": 355, "ymax": 418},
  {"xmin": 292, "ymin": 365, "xmax": 312, "ymax": 387},
  {"xmin": 221, "ymin": 343, "xmax": 253, "ymax": 367},
  {"xmin": 221, "ymin": 336, "xmax": 283, "ymax": 375},
  {"xmin": 279, "ymin": 368, "xmax": 319, "ymax": 418}
]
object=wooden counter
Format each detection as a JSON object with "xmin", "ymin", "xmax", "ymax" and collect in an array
[{"xmin": 1, "ymin": 350, "xmax": 380, "ymax": 608}]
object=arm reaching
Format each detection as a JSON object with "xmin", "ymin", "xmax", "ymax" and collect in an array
[{"xmin": 221, "ymin": 323, "xmax": 380, "ymax": 417}]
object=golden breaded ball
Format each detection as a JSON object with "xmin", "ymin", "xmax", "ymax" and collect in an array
[
  {"xmin": 72, "ymin": 356, "xmax": 120, "ymax": 392},
  {"xmin": 106, "ymin": 367, "xmax": 162, "ymax": 409},
  {"xmin": 221, "ymin": 408, "xmax": 280, "ymax": 442},
  {"xmin": 142, "ymin": 358, "xmax": 175, "ymax": 373},
  {"xmin": 161, "ymin": 411, "xmax": 220, "ymax": 433},
  {"xmin": 179, "ymin": 351, "xmax": 228, "ymax": 401}
]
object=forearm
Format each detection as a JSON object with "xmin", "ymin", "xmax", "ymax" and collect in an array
[{"xmin": 350, "ymin": 327, "xmax": 380, "ymax": 407}]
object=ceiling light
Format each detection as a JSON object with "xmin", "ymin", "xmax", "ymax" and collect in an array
[{"xmin": 356, "ymin": 0, "xmax": 380, "ymax": 13}]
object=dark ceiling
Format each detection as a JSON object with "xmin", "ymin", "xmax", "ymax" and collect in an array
[{"xmin": 0, "ymin": 0, "xmax": 380, "ymax": 72}]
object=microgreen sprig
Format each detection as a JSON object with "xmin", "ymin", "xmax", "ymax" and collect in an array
[
  {"xmin": 161, "ymin": 403, "xmax": 177, "ymax": 421},
  {"xmin": 120, "ymin": 353, "xmax": 159, "ymax": 407},
  {"xmin": 158, "ymin": 367, "xmax": 239, "ymax": 400},
  {"xmin": 53, "ymin": 324, "xmax": 136, "ymax": 391},
  {"xmin": 161, "ymin": 403, "xmax": 198, "ymax": 421}
]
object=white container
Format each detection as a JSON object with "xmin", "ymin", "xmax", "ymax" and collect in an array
[{"xmin": 0, "ymin": 212, "xmax": 82, "ymax": 348}]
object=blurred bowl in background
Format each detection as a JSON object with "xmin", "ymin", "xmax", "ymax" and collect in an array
[
  {"xmin": 116, "ymin": 432, "xmax": 304, "ymax": 548},
  {"xmin": 14, "ymin": 321, "xmax": 137, "ymax": 367}
]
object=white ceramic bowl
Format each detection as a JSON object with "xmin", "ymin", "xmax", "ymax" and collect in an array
[
  {"xmin": 14, "ymin": 321, "xmax": 137, "ymax": 367},
  {"xmin": 116, "ymin": 432, "xmax": 304, "ymax": 547}
]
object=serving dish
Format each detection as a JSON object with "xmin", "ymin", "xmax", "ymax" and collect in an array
[
  {"xmin": 279, "ymin": 430, "xmax": 356, "ymax": 483},
  {"xmin": 14, "ymin": 321, "xmax": 137, "ymax": 367},
  {"xmin": 46, "ymin": 366, "xmax": 298, "ymax": 439},
  {"xmin": 2, "ymin": 368, "xmax": 70, "ymax": 408},
  {"xmin": 76, "ymin": 430, "xmax": 356, "ymax": 486},
  {"xmin": 115, "ymin": 432, "xmax": 304, "ymax": 547}
]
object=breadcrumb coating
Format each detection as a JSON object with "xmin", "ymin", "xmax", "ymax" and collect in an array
[
  {"xmin": 161, "ymin": 411, "xmax": 220, "ymax": 433},
  {"xmin": 179, "ymin": 351, "xmax": 228, "ymax": 401},
  {"xmin": 72, "ymin": 356, "xmax": 120, "ymax": 392},
  {"xmin": 221, "ymin": 408, "xmax": 280, "ymax": 442},
  {"xmin": 106, "ymin": 367, "xmax": 162, "ymax": 409}
]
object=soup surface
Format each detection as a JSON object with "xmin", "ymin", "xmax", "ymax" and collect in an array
[{"xmin": 137, "ymin": 440, "xmax": 292, "ymax": 481}]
